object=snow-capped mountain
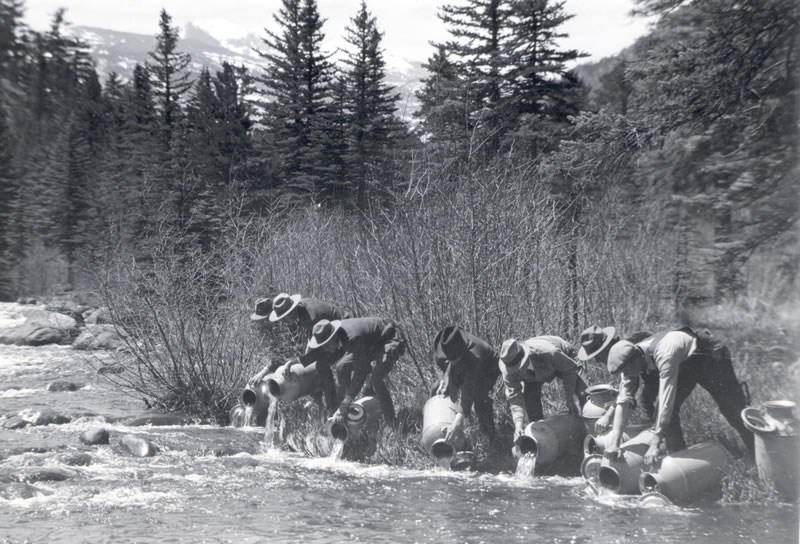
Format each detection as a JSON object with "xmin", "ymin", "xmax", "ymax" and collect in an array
[{"xmin": 69, "ymin": 22, "xmax": 426, "ymax": 119}]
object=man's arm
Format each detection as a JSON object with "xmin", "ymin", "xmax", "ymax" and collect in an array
[
  {"xmin": 551, "ymin": 351, "xmax": 580, "ymax": 414},
  {"xmin": 608, "ymin": 369, "xmax": 638, "ymax": 451},
  {"xmin": 340, "ymin": 352, "xmax": 367, "ymax": 411},
  {"xmin": 652, "ymin": 332, "xmax": 694, "ymax": 437},
  {"xmin": 504, "ymin": 375, "xmax": 527, "ymax": 438}
]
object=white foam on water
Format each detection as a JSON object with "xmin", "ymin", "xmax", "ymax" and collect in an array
[
  {"xmin": 86, "ymin": 487, "xmax": 185, "ymax": 508},
  {"xmin": 0, "ymin": 302, "xmax": 30, "ymax": 328},
  {"xmin": 0, "ymin": 387, "xmax": 41, "ymax": 398}
]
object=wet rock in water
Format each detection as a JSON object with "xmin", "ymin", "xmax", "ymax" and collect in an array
[
  {"xmin": 80, "ymin": 428, "xmax": 110, "ymax": 446},
  {"xmin": 18, "ymin": 408, "xmax": 72, "ymax": 426},
  {"xmin": 72, "ymin": 324, "xmax": 128, "ymax": 351},
  {"xmin": 14, "ymin": 467, "xmax": 74, "ymax": 483},
  {"xmin": 56, "ymin": 452, "xmax": 93, "ymax": 466},
  {"xmin": 119, "ymin": 434, "xmax": 158, "ymax": 457},
  {"xmin": 97, "ymin": 362, "xmax": 125, "ymax": 375},
  {"xmin": 15, "ymin": 296, "xmax": 38, "ymax": 305},
  {"xmin": 1, "ymin": 416, "xmax": 28, "ymax": 430},
  {"xmin": 0, "ymin": 482, "xmax": 48, "ymax": 500},
  {"xmin": 46, "ymin": 380, "xmax": 84, "ymax": 392},
  {"xmin": 125, "ymin": 413, "xmax": 193, "ymax": 427}
]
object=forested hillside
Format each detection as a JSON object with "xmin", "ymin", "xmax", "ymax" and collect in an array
[{"xmin": 0, "ymin": 0, "xmax": 796, "ymax": 338}]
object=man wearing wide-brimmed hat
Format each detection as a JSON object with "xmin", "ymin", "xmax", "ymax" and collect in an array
[
  {"xmin": 499, "ymin": 336, "xmax": 587, "ymax": 442},
  {"xmin": 247, "ymin": 294, "xmax": 350, "ymax": 397},
  {"xmin": 249, "ymin": 297, "xmax": 274, "ymax": 322},
  {"xmin": 577, "ymin": 324, "xmax": 753, "ymax": 465},
  {"xmin": 432, "ymin": 326, "xmax": 501, "ymax": 443},
  {"xmin": 269, "ymin": 293, "xmax": 351, "ymax": 346},
  {"xmin": 308, "ymin": 317, "xmax": 405, "ymax": 427}
]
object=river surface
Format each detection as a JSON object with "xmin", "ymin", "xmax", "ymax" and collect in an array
[{"xmin": 0, "ymin": 303, "xmax": 797, "ymax": 543}]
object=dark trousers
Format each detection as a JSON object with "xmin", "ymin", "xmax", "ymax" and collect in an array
[
  {"xmin": 335, "ymin": 339, "xmax": 403, "ymax": 426},
  {"xmin": 645, "ymin": 339, "xmax": 753, "ymax": 454},
  {"xmin": 523, "ymin": 375, "xmax": 588, "ymax": 422}
]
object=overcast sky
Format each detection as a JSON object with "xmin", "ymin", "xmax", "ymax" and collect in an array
[{"xmin": 23, "ymin": 0, "xmax": 652, "ymax": 63}]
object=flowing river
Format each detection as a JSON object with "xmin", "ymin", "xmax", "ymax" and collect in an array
[{"xmin": 0, "ymin": 303, "xmax": 797, "ymax": 543}]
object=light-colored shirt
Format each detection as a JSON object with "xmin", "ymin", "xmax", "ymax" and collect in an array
[
  {"xmin": 502, "ymin": 337, "xmax": 579, "ymax": 426},
  {"xmin": 615, "ymin": 331, "xmax": 697, "ymax": 436}
]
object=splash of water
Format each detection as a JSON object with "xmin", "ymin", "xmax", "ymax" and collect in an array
[
  {"xmin": 262, "ymin": 394, "xmax": 279, "ymax": 448},
  {"xmin": 434, "ymin": 455, "xmax": 453, "ymax": 470},
  {"xmin": 242, "ymin": 405, "xmax": 254, "ymax": 427},
  {"xmin": 515, "ymin": 452, "xmax": 537, "ymax": 479},
  {"xmin": 329, "ymin": 438, "xmax": 345, "ymax": 461}
]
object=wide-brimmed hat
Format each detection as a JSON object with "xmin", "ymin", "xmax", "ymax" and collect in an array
[
  {"xmin": 434, "ymin": 326, "xmax": 470, "ymax": 362},
  {"xmin": 308, "ymin": 319, "xmax": 342, "ymax": 349},
  {"xmin": 249, "ymin": 297, "xmax": 273, "ymax": 321},
  {"xmin": 269, "ymin": 293, "xmax": 302, "ymax": 322},
  {"xmin": 577, "ymin": 325, "xmax": 617, "ymax": 361},
  {"xmin": 499, "ymin": 338, "xmax": 531, "ymax": 375}
]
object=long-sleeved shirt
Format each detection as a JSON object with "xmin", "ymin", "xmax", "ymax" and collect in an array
[
  {"xmin": 296, "ymin": 298, "xmax": 350, "ymax": 337},
  {"xmin": 501, "ymin": 337, "xmax": 580, "ymax": 425},
  {"xmin": 434, "ymin": 331, "xmax": 500, "ymax": 417},
  {"xmin": 613, "ymin": 330, "xmax": 697, "ymax": 436},
  {"xmin": 332, "ymin": 317, "xmax": 400, "ymax": 403}
]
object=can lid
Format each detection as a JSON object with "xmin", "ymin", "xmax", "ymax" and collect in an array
[
  {"xmin": 581, "ymin": 454, "xmax": 603, "ymax": 482},
  {"xmin": 639, "ymin": 492, "xmax": 672, "ymax": 507}
]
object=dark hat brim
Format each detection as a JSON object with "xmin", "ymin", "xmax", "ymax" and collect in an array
[
  {"xmin": 308, "ymin": 319, "xmax": 342, "ymax": 349},
  {"xmin": 577, "ymin": 326, "xmax": 617, "ymax": 361}
]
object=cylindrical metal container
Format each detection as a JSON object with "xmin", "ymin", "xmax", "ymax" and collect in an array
[
  {"xmin": 239, "ymin": 379, "xmax": 271, "ymax": 427},
  {"xmin": 265, "ymin": 361, "xmax": 321, "ymax": 403},
  {"xmin": 638, "ymin": 441, "xmax": 731, "ymax": 503},
  {"xmin": 330, "ymin": 396, "xmax": 382, "ymax": 441},
  {"xmin": 516, "ymin": 414, "xmax": 586, "ymax": 471},
  {"xmin": 420, "ymin": 395, "xmax": 465, "ymax": 462},
  {"xmin": 581, "ymin": 453, "xmax": 604, "ymax": 483},
  {"xmin": 597, "ymin": 429, "xmax": 657, "ymax": 494},
  {"xmin": 742, "ymin": 404, "xmax": 799, "ymax": 501},
  {"xmin": 582, "ymin": 384, "xmax": 618, "ymax": 434},
  {"xmin": 584, "ymin": 425, "xmax": 649, "ymax": 456}
]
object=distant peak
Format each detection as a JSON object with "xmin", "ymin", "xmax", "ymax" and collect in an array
[{"xmin": 183, "ymin": 21, "xmax": 221, "ymax": 47}]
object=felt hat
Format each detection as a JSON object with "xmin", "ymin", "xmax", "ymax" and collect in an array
[
  {"xmin": 308, "ymin": 319, "xmax": 342, "ymax": 349},
  {"xmin": 249, "ymin": 297, "xmax": 273, "ymax": 321},
  {"xmin": 577, "ymin": 325, "xmax": 617, "ymax": 361},
  {"xmin": 499, "ymin": 338, "xmax": 531, "ymax": 375},
  {"xmin": 269, "ymin": 293, "xmax": 302, "ymax": 322},
  {"xmin": 434, "ymin": 326, "xmax": 470, "ymax": 362}
]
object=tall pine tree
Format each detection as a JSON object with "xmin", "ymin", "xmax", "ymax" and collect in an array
[
  {"xmin": 256, "ymin": 0, "xmax": 334, "ymax": 201},
  {"xmin": 340, "ymin": 1, "xmax": 402, "ymax": 210}
]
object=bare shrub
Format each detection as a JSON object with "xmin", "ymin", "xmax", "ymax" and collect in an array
[{"xmin": 94, "ymin": 229, "xmax": 265, "ymax": 423}]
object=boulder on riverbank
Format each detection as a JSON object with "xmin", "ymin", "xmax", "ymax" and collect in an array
[
  {"xmin": 84, "ymin": 307, "xmax": 112, "ymax": 325},
  {"xmin": 72, "ymin": 324, "xmax": 128, "ymax": 351},
  {"xmin": 0, "ymin": 309, "xmax": 78, "ymax": 346}
]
